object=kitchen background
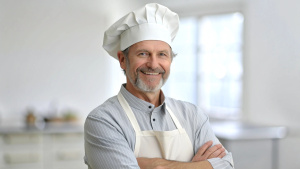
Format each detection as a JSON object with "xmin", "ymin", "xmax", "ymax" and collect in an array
[{"xmin": 0, "ymin": 0, "xmax": 299, "ymax": 169}]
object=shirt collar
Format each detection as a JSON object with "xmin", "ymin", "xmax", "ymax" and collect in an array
[{"xmin": 120, "ymin": 84, "xmax": 166, "ymax": 113}]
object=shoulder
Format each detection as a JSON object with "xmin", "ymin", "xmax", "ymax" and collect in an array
[
  {"xmin": 85, "ymin": 95, "xmax": 129, "ymax": 130},
  {"xmin": 165, "ymin": 97, "xmax": 208, "ymax": 123},
  {"xmin": 165, "ymin": 97, "xmax": 198, "ymax": 113},
  {"xmin": 88, "ymin": 96, "xmax": 122, "ymax": 119}
]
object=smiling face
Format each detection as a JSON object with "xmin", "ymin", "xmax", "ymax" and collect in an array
[{"xmin": 118, "ymin": 40, "xmax": 172, "ymax": 95}]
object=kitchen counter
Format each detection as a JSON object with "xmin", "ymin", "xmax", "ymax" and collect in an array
[
  {"xmin": 0, "ymin": 122, "xmax": 85, "ymax": 169},
  {"xmin": 211, "ymin": 121, "xmax": 288, "ymax": 140},
  {"xmin": 0, "ymin": 122, "xmax": 83, "ymax": 134}
]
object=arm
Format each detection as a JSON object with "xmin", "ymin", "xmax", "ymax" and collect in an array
[
  {"xmin": 193, "ymin": 110, "xmax": 234, "ymax": 169},
  {"xmin": 137, "ymin": 158, "xmax": 213, "ymax": 169},
  {"xmin": 84, "ymin": 113, "xmax": 139, "ymax": 169},
  {"xmin": 137, "ymin": 141, "xmax": 226, "ymax": 169}
]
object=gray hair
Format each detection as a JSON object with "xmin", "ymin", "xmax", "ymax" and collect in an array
[{"xmin": 121, "ymin": 47, "xmax": 177, "ymax": 75}]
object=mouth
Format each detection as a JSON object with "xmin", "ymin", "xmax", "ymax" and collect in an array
[
  {"xmin": 139, "ymin": 67, "xmax": 164, "ymax": 76},
  {"xmin": 141, "ymin": 71, "xmax": 160, "ymax": 75}
]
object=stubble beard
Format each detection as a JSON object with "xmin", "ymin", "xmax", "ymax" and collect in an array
[
  {"xmin": 126, "ymin": 61, "xmax": 167, "ymax": 93},
  {"xmin": 135, "ymin": 69, "xmax": 164, "ymax": 93}
]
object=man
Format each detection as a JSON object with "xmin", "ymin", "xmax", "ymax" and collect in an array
[{"xmin": 84, "ymin": 3, "xmax": 234, "ymax": 169}]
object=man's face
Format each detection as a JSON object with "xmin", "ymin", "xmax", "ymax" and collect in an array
[{"xmin": 120, "ymin": 40, "xmax": 172, "ymax": 93}]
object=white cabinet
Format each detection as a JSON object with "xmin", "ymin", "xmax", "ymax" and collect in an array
[
  {"xmin": 219, "ymin": 138, "xmax": 274, "ymax": 169},
  {"xmin": 43, "ymin": 133, "xmax": 85, "ymax": 169},
  {"xmin": 0, "ymin": 133, "xmax": 43, "ymax": 169},
  {"xmin": 0, "ymin": 126, "xmax": 86, "ymax": 169}
]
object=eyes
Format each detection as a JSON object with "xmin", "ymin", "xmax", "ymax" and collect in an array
[
  {"xmin": 137, "ymin": 51, "xmax": 169, "ymax": 58},
  {"xmin": 137, "ymin": 52, "xmax": 148, "ymax": 56}
]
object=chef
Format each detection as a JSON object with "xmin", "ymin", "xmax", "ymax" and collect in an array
[{"xmin": 84, "ymin": 3, "xmax": 234, "ymax": 169}]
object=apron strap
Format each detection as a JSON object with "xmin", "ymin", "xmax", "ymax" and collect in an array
[
  {"xmin": 117, "ymin": 92, "xmax": 141, "ymax": 132},
  {"xmin": 117, "ymin": 92, "xmax": 141, "ymax": 156},
  {"xmin": 166, "ymin": 106, "xmax": 184, "ymax": 129}
]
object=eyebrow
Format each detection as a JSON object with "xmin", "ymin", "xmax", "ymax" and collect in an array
[
  {"xmin": 135, "ymin": 49, "xmax": 149, "ymax": 53},
  {"xmin": 159, "ymin": 50, "xmax": 171, "ymax": 54},
  {"xmin": 135, "ymin": 49, "xmax": 170, "ymax": 55}
]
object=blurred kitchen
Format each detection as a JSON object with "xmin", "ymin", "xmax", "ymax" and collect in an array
[{"xmin": 0, "ymin": 0, "xmax": 299, "ymax": 169}]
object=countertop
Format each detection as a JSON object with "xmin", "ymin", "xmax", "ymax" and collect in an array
[
  {"xmin": 0, "ymin": 122, "xmax": 83, "ymax": 134},
  {"xmin": 211, "ymin": 121, "xmax": 288, "ymax": 140}
]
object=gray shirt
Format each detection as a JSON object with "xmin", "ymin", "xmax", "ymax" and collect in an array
[{"xmin": 84, "ymin": 84, "xmax": 234, "ymax": 169}]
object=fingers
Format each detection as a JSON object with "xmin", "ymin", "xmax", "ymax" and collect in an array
[
  {"xmin": 205, "ymin": 144, "xmax": 222, "ymax": 157},
  {"xmin": 192, "ymin": 141, "xmax": 213, "ymax": 162},
  {"xmin": 192, "ymin": 141, "xmax": 227, "ymax": 162},
  {"xmin": 208, "ymin": 147, "xmax": 226, "ymax": 159},
  {"xmin": 198, "ymin": 140, "xmax": 213, "ymax": 155},
  {"xmin": 201, "ymin": 143, "xmax": 226, "ymax": 159},
  {"xmin": 218, "ymin": 151, "xmax": 227, "ymax": 158}
]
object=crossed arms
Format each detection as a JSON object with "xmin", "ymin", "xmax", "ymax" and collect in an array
[
  {"xmin": 84, "ymin": 100, "xmax": 234, "ymax": 169},
  {"xmin": 137, "ymin": 140, "xmax": 226, "ymax": 169}
]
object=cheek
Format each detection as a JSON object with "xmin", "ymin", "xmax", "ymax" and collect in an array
[
  {"xmin": 162, "ymin": 62, "xmax": 171, "ymax": 72},
  {"xmin": 128, "ymin": 62, "xmax": 142, "ymax": 75},
  {"xmin": 132, "ymin": 61, "xmax": 147, "ymax": 71}
]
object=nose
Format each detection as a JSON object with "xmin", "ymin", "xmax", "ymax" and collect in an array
[{"xmin": 146, "ymin": 55, "xmax": 159, "ymax": 69}]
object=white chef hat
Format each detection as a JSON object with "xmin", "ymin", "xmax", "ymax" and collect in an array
[{"xmin": 103, "ymin": 3, "xmax": 179, "ymax": 59}]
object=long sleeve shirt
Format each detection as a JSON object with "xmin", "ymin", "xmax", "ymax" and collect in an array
[{"xmin": 84, "ymin": 84, "xmax": 234, "ymax": 169}]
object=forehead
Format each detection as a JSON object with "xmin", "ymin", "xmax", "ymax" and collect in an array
[{"xmin": 130, "ymin": 40, "xmax": 171, "ymax": 52}]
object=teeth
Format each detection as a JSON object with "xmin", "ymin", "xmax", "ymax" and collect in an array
[{"xmin": 144, "ymin": 72, "xmax": 159, "ymax": 75}]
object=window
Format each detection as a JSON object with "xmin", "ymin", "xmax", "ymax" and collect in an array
[{"xmin": 163, "ymin": 12, "xmax": 244, "ymax": 119}]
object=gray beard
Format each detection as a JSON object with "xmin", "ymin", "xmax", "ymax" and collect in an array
[
  {"xmin": 125, "ymin": 56, "xmax": 167, "ymax": 93},
  {"xmin": 127, "ymin": 67, "xmax": 166, "ymax": 93},
  {"xmin": 134, "ymin": 71, "xmax": 164, "ymax": 93}
]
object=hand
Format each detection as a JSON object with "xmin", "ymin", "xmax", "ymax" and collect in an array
[{"xmin": 192, "ymin": 141, "xmax": 226, "ymax": 162}]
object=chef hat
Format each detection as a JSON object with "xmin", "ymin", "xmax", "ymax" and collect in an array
[{"xmin": 103, "ymin": 3, "xmax": 179, "ymax": 59}]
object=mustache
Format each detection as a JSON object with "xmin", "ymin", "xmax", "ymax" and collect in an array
[{"xmin": 137, "ymin": 67, "xmax": 165, "ymax": 74}]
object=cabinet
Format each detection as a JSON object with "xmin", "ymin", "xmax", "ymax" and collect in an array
[
  {"xmin": 211, "ymin": 121, "xmax": 287, "ymax": 169},
  {"xmin": 0, "ymin": 125, "xmax": 86, "ymax": 169}
]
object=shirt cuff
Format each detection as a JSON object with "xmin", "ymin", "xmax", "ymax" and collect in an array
[{"xmin": 207, "ymin": 157, "xmax": 234, "ymax": 169}]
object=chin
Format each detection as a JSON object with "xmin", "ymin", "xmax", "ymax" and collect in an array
[{"xmin": 136, "ymin": 79, "xmax": 164, "ymax": 93}]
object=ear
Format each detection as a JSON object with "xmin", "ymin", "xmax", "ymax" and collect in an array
[{"xmin": 117, "ymin": 51, "xmax": 126, "ymax": 70}]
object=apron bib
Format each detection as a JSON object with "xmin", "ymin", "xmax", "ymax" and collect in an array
[{"xmin": 118, "ymin": 92, "xmax": 194, "ymax": 162}]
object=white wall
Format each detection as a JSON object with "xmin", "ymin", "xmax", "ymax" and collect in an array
[
  {"xmin": 0, "ymin": 0, "xmax": 143, "ymax": 124},
  {"xmin": 243, "ymin": 0, "xmax": 300, "ymax": 168},
  {"xmin": 244, "ymin": 0, "xmax": 300, "ymax": 131}
]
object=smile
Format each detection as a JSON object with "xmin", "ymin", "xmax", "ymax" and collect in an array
[
  {"xmin": 138, "ymin": 67, "xmax": 165, "ymax": 76},
  {"xmin": 142, "ymin": 72, "xmax": 160, "ymax": 75}
]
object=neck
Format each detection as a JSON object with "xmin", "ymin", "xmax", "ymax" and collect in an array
[{"xmin": 125, "ymin": 83, "xmax": 161, "ymax": 107}]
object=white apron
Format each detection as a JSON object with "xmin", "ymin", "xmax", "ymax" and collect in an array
[{"xmin": 118, "ymin": 92, "xmax": 194, "ymax": 162}]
